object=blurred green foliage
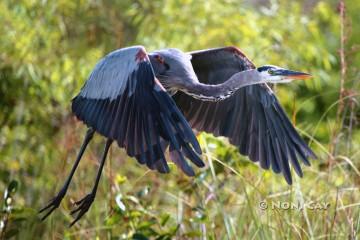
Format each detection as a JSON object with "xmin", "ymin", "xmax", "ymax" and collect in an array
[{"xmin": 0, "ymin": 0, "xmax": 359, "ymax": 239}]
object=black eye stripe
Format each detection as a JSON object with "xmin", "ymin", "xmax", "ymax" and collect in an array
[{"xmin": 257, "ymin": 66, "xmax": 274, "ymax": 72}]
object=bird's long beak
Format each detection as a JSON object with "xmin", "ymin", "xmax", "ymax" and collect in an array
[{"xmin": 277, "ymin": 69, "xmax": 312, "ymax": 80}]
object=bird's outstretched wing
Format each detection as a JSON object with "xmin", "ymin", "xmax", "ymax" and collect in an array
[
  {"xmin": 72, "ymin": 46, "xmax": 203, "ymax": 176},
  {"xmin": 174, "ymin": 47, "xmax": 316, "ymax": 184}
]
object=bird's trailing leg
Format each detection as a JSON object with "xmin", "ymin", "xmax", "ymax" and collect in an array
[
  {"xmin": 69, "ymin": 139, "xmax": 112, "ymax": 227},
  {"xmin": 39, "ymin": 128, "xmax": 95, "ymax": 220}
]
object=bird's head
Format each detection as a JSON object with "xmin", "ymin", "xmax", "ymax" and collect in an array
[
  {"xmin": 257, "ymin": 65, "xmax": 312, "ymax": 83},
  {"xmin": 149, "ymin": 49, "xmax": 198, "ymax": 91}
]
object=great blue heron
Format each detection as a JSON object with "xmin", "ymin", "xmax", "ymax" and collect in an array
[{"xmin": 40, "ymin": 46, "xmax": 316, "ymax": 225}]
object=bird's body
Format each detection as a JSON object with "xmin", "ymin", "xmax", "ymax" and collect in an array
[{"xmin": 40, "ymin": 45, "xmax": 316, "ymax": 225}]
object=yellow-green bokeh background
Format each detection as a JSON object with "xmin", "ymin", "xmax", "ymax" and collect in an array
[{"xmin": 0, "ymin": 0, "xmax": 359, "ymax": 239}]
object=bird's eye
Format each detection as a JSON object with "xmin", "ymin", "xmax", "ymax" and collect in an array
[
  {"xmin": 154, "ymin": 54, "xmax": 164, "ymax": 64},
  {"xmin": 268, "ymin": 69, "xmax": 274, "ymax": 74},
  {"xmin": 151, "ymin": 54, "xmax": 169, "ymax": 70}
]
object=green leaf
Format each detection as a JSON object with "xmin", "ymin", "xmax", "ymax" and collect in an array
[
  {"xmin": 132, "ymin": 233, "xmax": 148, "ymax": 240},
  {"xmin": 4, "ymin": 228, "xmax": 19, "ymax": 239}
]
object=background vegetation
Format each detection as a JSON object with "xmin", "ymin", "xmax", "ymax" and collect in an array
[{"xmin": 0, "ymin": 0, "xmax": 359, "ymax": 239}]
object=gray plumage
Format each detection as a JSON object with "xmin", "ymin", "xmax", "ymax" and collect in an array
[
  {"xmin": 40, "ymin": 45, "xmax": 316, "ymax": 225},
  {"xmin": 79, "ymin": 46, "xmax": 141, "ymax": 99}
]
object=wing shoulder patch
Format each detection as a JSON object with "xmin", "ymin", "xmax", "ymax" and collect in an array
[{"xmin": 72, "ymin": 47, "xmax": 203, "ymax": 176}]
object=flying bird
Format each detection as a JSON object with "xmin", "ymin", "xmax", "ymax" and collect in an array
[{"xmin": 40, "ymin": 46, "xmax": 316, "ymax": 225}]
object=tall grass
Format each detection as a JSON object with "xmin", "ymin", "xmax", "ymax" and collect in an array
[{"xmin": 0, "ymin": 1, "xmax": 359, "ymax": 239}]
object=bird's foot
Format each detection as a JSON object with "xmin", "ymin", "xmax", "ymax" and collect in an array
[
  {"xmin": 69, "ymin": 193, "xmax": 95, "ymax": 227},
  {"xmin": 39, "ymin": 189, "xmax": 66, "ymax": 220}
]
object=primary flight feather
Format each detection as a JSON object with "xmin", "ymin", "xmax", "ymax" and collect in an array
[{"xmin": 40, "ymin": 46, "xmax": 316, "ymax": 225}]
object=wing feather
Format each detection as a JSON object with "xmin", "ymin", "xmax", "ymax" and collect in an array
[
  {"xmin": 72, "ymin": 46, "xmax": 203, "ymax": 176},
  {"xmin": 174, "ymin": 47, "xmax": 315, "ymax": 184}
]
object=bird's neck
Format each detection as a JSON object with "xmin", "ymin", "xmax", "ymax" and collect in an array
[{"xmin": 181, "ymin": 69, "xmax": 262, "ymax": 102}]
